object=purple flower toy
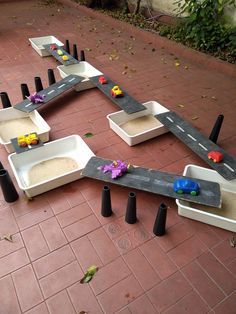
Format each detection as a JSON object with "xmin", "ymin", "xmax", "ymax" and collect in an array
[
  {"xmin": 26, "ymin": 93, "xmax": 45, "ymax": 104},
  {"xmin": 98, "ymin": 160, "xmax": 130, "ymax": 179}
]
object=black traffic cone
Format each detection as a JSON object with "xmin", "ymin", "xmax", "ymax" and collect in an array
[
  {"xmin": 101, "ymin": 185, "xmax": 113, "ymax": 217},
  {"xmin": 0, "ymin": 92, "xmax": 12, "ymax": 108},
  {"xmin": 0, "ymin": 161, "xmax": 4, "ymax": 170},
  {"xmin": 48, "ymin": 69, "xmax": 56, "ymax": 86},
  {"xmin": 73, "ymin": 44, "xmax": 78, "ymax": 60},
  {"xmin": 65, "ymin": 39, "xmax": 70, "ymax": 54},
  {"xmin": 21, "ymin": 83, "xmax": 30, "ymax": 100},
  {"xmin": 34, "ymin": 77, "xmax": 43, "ymax": 92},
  {"xmin": 153, "ymin": 203, "xmax": 167, "ymax": 236},
  {"xmin": 209, "ymin": 114, "xmax": 224, "ymax": 144},
  {"xmin": 125, "ymin": 192, "xmax": 137, "ymax": 224},
  {"xmin": 0, "ymin": 169, "xmax": 19, "ymax": 203},
  {"xmin": 80, "ymin": 50, "xmax": 85, "ymax": 61}
]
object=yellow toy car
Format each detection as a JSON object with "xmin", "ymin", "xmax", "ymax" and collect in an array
[
  {"xmin": 111, "ymin": 85, "xmax": 124, "ymax": 98},
  {"xmin": 17, "ymin": 133, "xmax": 39, "ymax": 147},
  {"xmin": 62, "ymin": 55, "xmax": 69, "ymax": 61},
  {"xmin": 57, "ymin": 49, "xmax": 63, "ymax": 56}
]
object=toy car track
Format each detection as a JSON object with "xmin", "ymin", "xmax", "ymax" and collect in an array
[
  {"xmin": 156, "ymin": 111, "xmax": 236, "ymax": 180},
  {"xmin": 14, "ymin": 74, "xmax": 83, "ymax": 113},
  {"xmin": 82, "ymin": 156, "xmax": 221, "ymax": 208},
  {"xmin": 43, "ymin": 44, "xmax": 79, "ymax": 65},
  {"xmin": 90, "ymin": 75, "xmax": 146, "ymax": 114}
]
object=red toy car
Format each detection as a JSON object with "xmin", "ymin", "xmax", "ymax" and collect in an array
[
  {"xmin": 50, "ymin": 44, "xmax": 57, "ymax": 50},
  {"xmin": 99, "ymin": 76, "xmax": 107, "ymax": 84},
  {"xmin": 208, "ymin": 151, "xmax": 223, "ymax": 163}
]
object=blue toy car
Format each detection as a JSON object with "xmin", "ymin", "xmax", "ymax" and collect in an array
[{"xmin": 173, "ymin": 179, "xmax": 200, "ymax": 196}]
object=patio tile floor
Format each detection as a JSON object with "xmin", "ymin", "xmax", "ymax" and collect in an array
[{"xmin": 0, "ymin": 0, "xmax": 235, "ymax": 313}]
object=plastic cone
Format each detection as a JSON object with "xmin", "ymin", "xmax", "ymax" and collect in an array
[
  {"xmin": 209, "ymin": 114, "xmax": 224, "ymax": 144},
  {"xmin": 34, "ymin": 77, "xmax": 43, "ymax": 92},
  {"xmin": 0, "ymin": 169, "xmax": 19, "ymax": 203},
  {"xmin": 153, "ymin": 203, "xmax": 167, "ymax": 236},
  {"xmin": 125, "ymin": 192, "xmax": 137, "ymax": 224},
  {"xmin": 73, "ymin": 44, "xmax": 78, "ymax": 60},
  {"xmin": 21, "ymin": 83, "xmax": 30, "ymax": 100},
  {"xmin": 65, "ymin": 39, "xmax": 70, "ymax": 54},
  {"xmin": 48, "ymin": 69, "xmax": 56, "ymax": 85},
  {"xmin": 80, "ymin": 50, "xmax": 85, "ymax": 61},
  {"xmin": 0, "ymin": 92, "xmax": 12, "ymax": 108},
  {"xmin": 101, "ymin": 185, "xmax": 113, "ymax": 217}
]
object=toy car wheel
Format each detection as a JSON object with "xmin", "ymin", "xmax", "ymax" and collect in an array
[
  {"xmin": 190, "ymin": 191, "xmax": 197, "ymax": 196},
  {"xmin": 176, "ymin": 189, "xmax": 183, "ymax": 194}
]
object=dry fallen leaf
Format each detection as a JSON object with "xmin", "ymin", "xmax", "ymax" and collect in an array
[
  {"xmin": 3, "ymin": 235, "xmax": 13, "ymax": 242},
  {"xmin": 211, "ymin": 96, "xmax": 217, "ymax": 100},
  {"xmin": 184, "ymin": 65, "xmax": 189, "ymax": 69},
  {"xmin": 229, "ymin": 236, "xmax": 235, "ymax": 247},
  {"xmin": 175, "ymin": 60, "xmax": 180, "ymax": 67},
  {"xmin": 201, "ymin": 95, "xmax": 207, "ymax": 98},
  {"xmin": 85, "ymin": 48, "xmax": 91, "ymax": 52},
  {"xmin": 177, "ymin": 104, "xmax": 185, "ymax": 108},
  {"xmin": 191, "ymin": 116, "xmax": 199, "ymax": 120}
]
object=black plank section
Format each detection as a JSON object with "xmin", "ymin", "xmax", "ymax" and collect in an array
[
  {"xmin": 90, "ymin": 75, "xmax": 146, "ymax": 114},
  {"xmin": 14, "ymin": 75, "xmax": 83, "ymax": 113},
  {"xmin": 156, "ymin": 111, "xmax": 236, "ymax": 181},
  {"xmin": 82, "ymin": 156, "xmax": 221, "ymax": 208},
  {"xmin": 43, "ymin": 44, "xmax": 79, "ymax": 65}
]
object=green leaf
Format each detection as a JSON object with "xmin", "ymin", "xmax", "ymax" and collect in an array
[
  {"xmin": 87, "ymin": 265, "xmax": 98, "ymax": 275},
  {"xmin": 80, "ymin": 275, "xmax": 93, "ymax": 284},
  {"xmin": 3, "ymin": 235, "xmax": 13, "ymax": 242},
  {"xmin": 84, "ymin": 132, "xmax": 94, "ymax": 138}
]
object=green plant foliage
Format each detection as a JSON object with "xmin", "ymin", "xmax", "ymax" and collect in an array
[{"xmin": 171, "ymin": 0, "xmax": 236, "ymax": 61}]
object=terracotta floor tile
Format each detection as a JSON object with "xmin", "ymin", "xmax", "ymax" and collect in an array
[
  {"xmin": 12, "ymin": 264, "xmax": 43, "ymax": 312},
  {"xmin": 68, "ymin": 281, "xmax": 103, "ymax": 314},
  {"xmin": 104, "ymin": 216, "xmax": 133, "ymax": 240},
  {"xmin": 123, "ymin": 294, "xmax": 159, "ymax": 314},
  {"xmin": 211, "ymin": 239, "xmax": 236, "ymax": 266},
  {"xmin": 116, "ymin": 308, "xmax": 131, "ymax": 314},
  {"xmin": 0, "ymin": 248, "xmax": 29, "ymax": 278},
  {"xmin": 21, "ymin": 225, "xmax": 49, "ymax": 261},
  {"xmin": 0, "ymin": 233, "xmax": 23, "ymax": 259},
  {"xmin": 167, "ymin": 236, "xmax": 208, "ymax": 268},
  {"xmin": 90, "ymin": 256, "xmax": 131, "ymax": 295},
  {"xmin": 46, "ymin": 290, "xmax": 76, "ymax": 314},
  {"xmin": 11, "ymin": 195, "xmax": 49, "ymax": 218},
  {"xmin": 88, "ymin": 227, "xmax": 120, "ymax": 264},
  {"xmin": 0, "ymin": 275, "xmax": 21, "ymax": 314},
  {"xmin": 140, "ymin": 238, "xmax": 177, "ymax": 279},
  {"xmin": 182, "ymin": 261, "xmax": 225, "ymax": 307},
  {"xmin": 124, "ymin": 248, "xmax": 161, "ymax": 290},
  {"xmin": 24, "ymin": 302, "xmax": 49, "ymax": 314},
  {"xmin": 227, "ymin": 258, "xmax": 236, "ymax": 276},
  {"xmin": 213, "ymin": 292, "xmax": 236, "ymax": 314},
  {"xmin": 63, "ymin": 214, "xmax": 101, "ymax": 242},
  {"xmin": 97, "ymin": 275, "xmax": 143, "ymax": 313},
  {"xmin": 46, "ymin": 189, "xmax": 71, "ymax": 215},
  {"xmin": 70, "ymin": 235, "xmax": 103, "ymax": 271},
  {"xmin": 163, "ymin": 290, "xmax": 209, "ymax": 314},
  {"xmin": 56, "ymin": 202, "xmax": 92, "ymax": 228},
  {"xmin": 39, "ymin": 261, "xmax": 83, "ymax": 298},
  {"xmin": 16, "ymin": 206, "xmax": 54, "ymax": 231},
  {"xmin": 197, "ymin": 252, "xmax": 236, "ymax": 295},
  {"xmin": 156, "ymin": 221, "xmax": 194, "ymax": 252},
  {"xmin": 39, "ymin": 217, "xmax": 67, "ymax": 251},
  {"xmin": 33, "ymin": 245, "xmax": 75, "ymax": 279},
  {"xmin": 0, "ymin": 207, "xmax": 19, "ymax": 238},
  {"xmin": 62, "ymin": 183, "xmax": 86, "ymax": 208},
  {"xmin": 148, "ymin": 271, "xmax": 192, "ymax": 312}
]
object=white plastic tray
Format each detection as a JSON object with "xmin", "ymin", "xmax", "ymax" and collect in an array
[
  {"xmin": 29, "ymin": 36, "xmax": 64, "ymax": 57},
  {"xmin": 57, "ymin": 62, "xmax": 102, "ymax": 91},
  {"xmin": 8, "ymin": 135, "xmax": 94, "ymax": 197},
  {"xmin": 107, "ymin": 101, "xmax": 169, "ymax": 146},
  {"xmin": 177, "ymin": 165, "xmax": 236, "ymax": 232},
  {"xmin": 0, "ymin": 107, "xmax": 50, "ymax": 153}
]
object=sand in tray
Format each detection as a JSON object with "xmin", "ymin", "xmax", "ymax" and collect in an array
[
  {"xmin": 28, "ymin": 157, "xmax": 79, "ymax": 186},
  {"xmin": 120, "ymin": 114, "xmax": 162, "ymax": 136},
  {"xmin": 0, "ymin": 117, "xmax": 39, "ymax": 142},
  {"xmin": 189, "ymin": 190, "xmax": 236, "ymax": 220}
]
